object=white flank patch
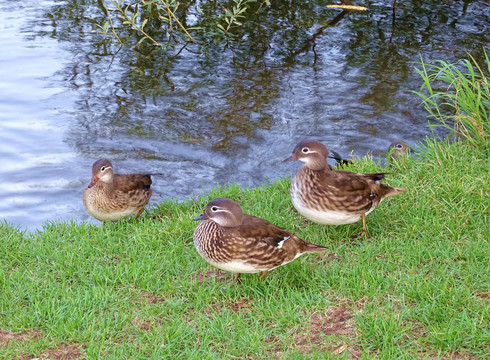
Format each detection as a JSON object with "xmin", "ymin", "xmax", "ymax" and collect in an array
[
  {"xmin": 291, "ymin": 195, "xmax": 376, "ymax": 225},
  {"xmin": 296, "ymin": 205, "xmax": 362, "ymax": 225},
  {"xmin": 277, "ymin": 236, "xmax": 290, "ymax": 249},
  {"xmin": 208, "ymin": 260, "xmax": 265, "ymax": 274},
  {"xmin": 89, "ymin": 207, "xmax": 138, "ymax": 222}
]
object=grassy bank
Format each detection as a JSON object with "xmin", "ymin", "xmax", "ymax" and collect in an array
[{"xmin": 0, "ymin": 137, "xmax": 488, "ymax": 359}]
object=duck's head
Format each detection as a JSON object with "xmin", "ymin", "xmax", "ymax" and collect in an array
[
  {"xmin": 88, "ymin": 158, "xmax": 114, "ymax": 188},
  {"xmin": 389, "ymin": 141, "xmax": 410, "ymax": 160},
  {"xmin": 192, "ymin": 198, "xmax": 244, "ymax": 227},
  {"xmin": 285, "ymin": 140, "xmax": 330, "ymax": 170}
]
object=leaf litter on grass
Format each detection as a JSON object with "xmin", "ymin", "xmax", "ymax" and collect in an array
[
  {"xmin": 1, "ymin": 329, "xmax": 85, "ymax": 359},
  {"xmin": 265, "ymin": 298, "xmax": 366, "ymax": 358},
  {"xmin": 0, "ymin": 329, "xmax": 43, "ymax": 346}
]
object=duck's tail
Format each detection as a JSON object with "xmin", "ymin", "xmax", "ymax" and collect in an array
[
  {"xmin": 303, "ymin": 242, "xmax": 328, "ymax": 253},
  {"xmin": 382, "ymin": 185, "xmax": 406, "ymax": 198}
]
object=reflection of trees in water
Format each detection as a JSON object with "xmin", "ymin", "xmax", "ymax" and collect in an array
[
  {"xmin": 347, "ymin": 0, "xmax": 489, "ymax": 113},
  {"xmin": 41, "ymin": 0, "xmax": 489, "ymax": 152}
]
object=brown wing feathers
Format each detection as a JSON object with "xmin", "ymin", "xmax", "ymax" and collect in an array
[{"xmin": 114, "ymin": 174, "xmax": 152, "ymax": 191}]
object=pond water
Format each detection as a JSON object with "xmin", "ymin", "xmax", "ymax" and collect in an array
[{"xmin": 0, "ymin": 0, "xmax": 488, "ymax": 231}]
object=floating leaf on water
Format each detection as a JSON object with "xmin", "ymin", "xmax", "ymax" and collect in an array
[{"xmin": 327, "ymin": 5, "xmax": 367, "ymax": 11}]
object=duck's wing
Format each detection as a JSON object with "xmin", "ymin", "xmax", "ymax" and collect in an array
[
  {"xmin": 316, "ymin": 169, "xmax": 384, "ymax": 194},
  {"xmin": 331, "ymin": 170, "xmax": 386, "ymax": 184},
  {"xmin": 114, "ymin": 174, "xmax": 152, "ymax": 191},
  {"xmin": 113, "ymin": 174, "xmax": 153, "ymax": 206},
  {"xmin": 228, "ymin": 215, "xmax": 292, "ymax": 248},
  {"xmin": 300, "ymin": 169, "xmax": 384, "ymax": 213}
]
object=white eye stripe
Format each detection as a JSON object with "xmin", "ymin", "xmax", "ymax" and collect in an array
[{"xmin": 210, "ymin": 207, "xmax": 229, "ymax": 213}]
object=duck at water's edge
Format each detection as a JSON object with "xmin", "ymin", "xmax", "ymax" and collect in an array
[
  {"xmin": 286, "ymin": 140, "xmax": 406, "ymax": 237},
  {"xmin": 83, "ymin": 159, "xmax": 153, "ymax": 222}
]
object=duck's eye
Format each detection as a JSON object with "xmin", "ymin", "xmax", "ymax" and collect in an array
[
  {"xmin": 211, "ymin": 206, "xmax": 218, "ymax": 212},
  {"xmin": 396, "ymin": 144, "xmax": 403, "ymax": 149},
  {"xmin": 100, "ymin": 166, "xmax": 106, "ymax": 172},
  {"xmin": 302, "ymin": 147, "xmax": 309, "ymax": 153}
]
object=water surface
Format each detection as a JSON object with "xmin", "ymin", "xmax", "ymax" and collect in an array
[{"xmin": 0, "ymin": 0, "xmax": 488, "ymax": 231}]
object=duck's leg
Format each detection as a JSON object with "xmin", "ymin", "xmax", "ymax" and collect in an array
[
  {"xmin": 134, "ymin": 208, "xmax": 145, "ymax": 219},
  {"xmin": 259, "ymin": 271, "xmax": 268, "ymax": 280},
  {"xmin": 234, "ymin": 273, "xmax": 241, "ymax": 282},
  {"xmin": 352, "ymin": 214, "xmax": 369, "ymax": 238},
  {"xmin": 359, "ymin": 214, "xmax": 369, "ymax": 237}
]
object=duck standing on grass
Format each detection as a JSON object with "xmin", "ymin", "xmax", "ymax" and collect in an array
[
  {"xmin": 286, "ymin": 140, "xmax": 406, "ymax": 237},
  {"xmin": 192, "ymin": 198, "xmax": 328, "ymax": 281},
  {"xmin": 83, "ymin": 159, "xmax": 153, "ymax": 222}
]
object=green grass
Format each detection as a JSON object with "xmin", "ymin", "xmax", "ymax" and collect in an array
[{"xmin": 0, "ymin": 137, "xmax": 488, "ymax": 359}]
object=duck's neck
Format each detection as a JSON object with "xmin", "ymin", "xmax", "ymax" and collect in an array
[
  {"xmin": 305, "ymin": 159, "xmax": 330, "ymax": 171},
  {"xmin": 97, "ymin": 180, "xmax": 115, "ymax": 195}
]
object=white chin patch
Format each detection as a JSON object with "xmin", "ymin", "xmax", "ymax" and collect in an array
[{"xmin": 100, "ymin": 173, "xmax": 112, "ymax": 182}]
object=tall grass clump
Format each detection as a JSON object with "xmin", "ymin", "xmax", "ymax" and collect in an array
[{"xmin": 414, "ymin": 49, "xmax": 490, "ymax": 152}]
